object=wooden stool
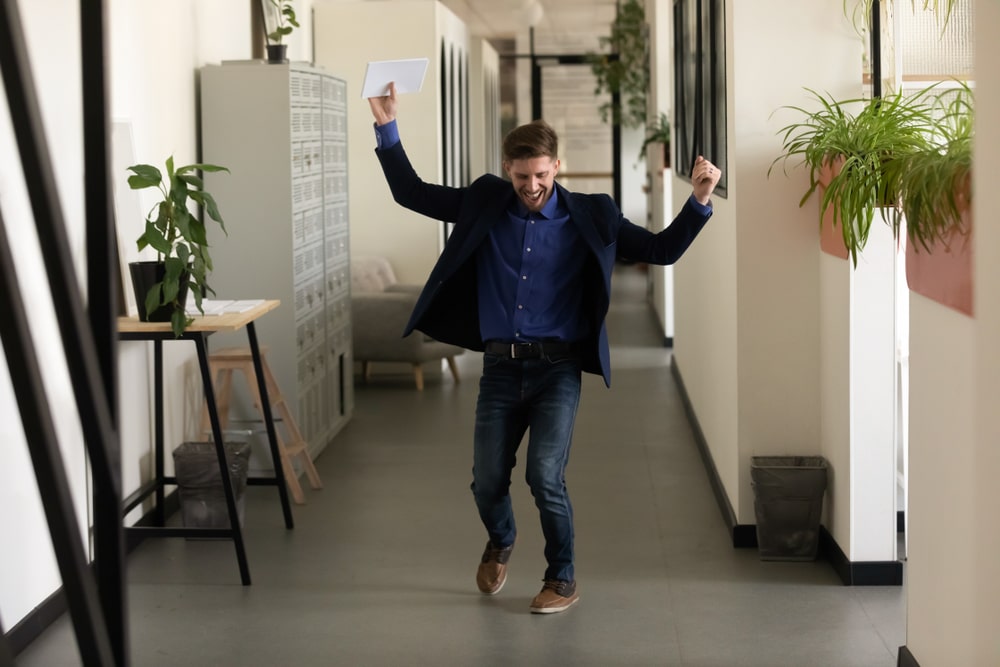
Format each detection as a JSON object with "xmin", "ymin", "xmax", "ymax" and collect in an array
[{"xmin": 200, "ymin": 346, "xmax": 322, "ymax": 504}]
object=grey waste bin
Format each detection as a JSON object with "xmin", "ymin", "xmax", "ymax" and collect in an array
[
  {"xmin": 750, "ymin": 456, "xmax": 828, "ymax": 561},
  {"xmin": 172, "ymin": 440, "xmax": 251, "ymax": 529}
]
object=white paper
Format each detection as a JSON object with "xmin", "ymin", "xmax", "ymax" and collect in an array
[
  {"xmin": 186, "ymin": 299, "xmax": 266, "ymax": 316},
  {"xmin": 361, "ymin": 58, "xmax": 429, "ymax": 98}
]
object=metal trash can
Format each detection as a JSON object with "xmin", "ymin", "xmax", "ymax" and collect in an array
[
  {"xmin": 750, "ymin": 456, "xmax": 828, "ymax": 561},
  {"xmin": 172, "ymin": 440, "xmax": 251, "ymax": 529}
]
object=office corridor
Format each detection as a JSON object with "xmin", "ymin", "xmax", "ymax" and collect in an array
[{"xmin": 17, "ymin": 265, "xmax": 904, "ymax": 666}]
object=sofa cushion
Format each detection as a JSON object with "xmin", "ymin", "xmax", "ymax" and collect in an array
[{"xmin": 351, "ymin": 255, "xmax": 398, "ymax": 293}]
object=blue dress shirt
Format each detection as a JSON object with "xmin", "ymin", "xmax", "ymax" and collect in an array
[{"xmin": 477, "ymin": 189, "xmax": 588, "ymax": 343}]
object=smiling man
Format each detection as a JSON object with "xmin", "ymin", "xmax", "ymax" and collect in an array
[{"xmin": 368, "ymin": 82, "xmax": 720, "ymax": 614}]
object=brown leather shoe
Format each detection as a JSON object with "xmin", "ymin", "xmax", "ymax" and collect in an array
[
  {"xmin": 476, "ymin": 541, "xmax": 514, "ymax": 595},
  {"xmin": 529, "ymin": 579, "xmax": 579, "ymax": 614}
]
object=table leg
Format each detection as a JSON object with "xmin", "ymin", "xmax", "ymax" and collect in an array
[
  {"xmin": 246, "ymin": 321, "xmax": 294, "ymax": 529},
  {"xmin": 195, "ymin": 334, "xmax": 252, "ymax": 586},
  {"xmin": 154, "ymin": 339, "xmax": 164, "ymax": 526}
]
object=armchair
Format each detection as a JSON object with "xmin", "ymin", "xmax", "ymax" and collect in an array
[{"xmin": 350, "ymin": 255, "xmax": 464, "ymax": 390}]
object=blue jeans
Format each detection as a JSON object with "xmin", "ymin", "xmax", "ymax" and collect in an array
[{"xmin": 471, "ymin": 352, "xmax": 582, "ymax": 582}]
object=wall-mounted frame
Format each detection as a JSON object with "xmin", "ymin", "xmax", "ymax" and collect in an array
[{"xmin": 673, "ymin": 0, "xmax": 727, "ymax": 197}]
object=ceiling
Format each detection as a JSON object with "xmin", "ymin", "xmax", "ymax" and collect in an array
[{"xmin": 438, "ymin": 0, "xmax": 620, "ymax": 52}]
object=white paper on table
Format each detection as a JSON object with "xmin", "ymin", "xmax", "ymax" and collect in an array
[
  {"xmin": 186, "ymin": 299, "xmax": 266, "ymax": 316},
  {"xmin": 361, "ymin": 58, "xmax": 429, "ymax": 98}
]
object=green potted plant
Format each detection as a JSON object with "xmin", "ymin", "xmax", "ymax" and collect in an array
[
  {"xmin": 261, "ymin": 0, "xmax": 300, "ymax": 64},
  {"xmin": 127, "ymin": 156, "xmax": 229, "ymax": 336},
  {"xmin": 588, "ymin": 0, "xmax": 649, "ymax": 130},
  {"xmin": 639, "ymin": 111, "xmax": 671, "ymax": 166},
  {"xmin": 768, "ymin": 86, "xmax": 937, "ymax": 265},
  {"xmin": 892, "ymin": 83, "xmax": 972, "ymax": 252},
  {"xmin": 893, "ymin": 82, "xmax": 974, "ymax": 315}
]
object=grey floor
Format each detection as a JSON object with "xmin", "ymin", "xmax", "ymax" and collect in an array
[{"xmin": 16, "ymin": 265, "xmax": 905, "ymax": 666}]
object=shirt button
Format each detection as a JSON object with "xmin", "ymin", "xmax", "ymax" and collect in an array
[
  {"xmin": 526, "ymin": 247, "xmax": 532, "ymax": 252},
  {"xmin": 517, "ymin": 304, "xmax": 523, "ymax": 310},
  {"xmin": 522, "ymin": 275, "xmax": 527, "ymax": 280}
]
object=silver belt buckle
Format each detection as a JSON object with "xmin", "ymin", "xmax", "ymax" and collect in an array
[{"xmin": 510, "ymin": 343, "xmax": 519, "ymax": 359}]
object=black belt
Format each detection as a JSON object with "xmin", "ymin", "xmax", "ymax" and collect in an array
[{"xmin": 484, "ymin": 340, "xmax": 581, "ymax": 360}]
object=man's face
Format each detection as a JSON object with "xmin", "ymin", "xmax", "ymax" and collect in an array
[{"xmin": 504, "ymin": 155, "xmax": 560, "ymax": 213}]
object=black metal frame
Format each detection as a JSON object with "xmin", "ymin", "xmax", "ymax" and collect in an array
[
  {"xmin": 0, "ymin": 619, "xmax": 12, "ymax": 667},
  {"xmin": 673, "ymin": 0, "xmax": 728, "ymax": 196},
  {"xmin": 871, "ymin": 0, "xmax": 882, "ymax": 98},
  {"xmin": 0, "ymin": 1, "xmax": 122, "ymax": 663}
]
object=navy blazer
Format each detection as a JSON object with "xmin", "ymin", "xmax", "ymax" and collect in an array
[{"xmin": 375, "ymin": 140, "xmax": 712, "ymax": 387}]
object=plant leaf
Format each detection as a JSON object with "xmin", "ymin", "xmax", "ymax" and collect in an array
[
  {"xmin": 170, "ymin": 309, "xmax": 191, "ymax": 339},
  {"xmin": 144, "ymin": 284, "xmax": 162, "ymax": 319},
  {"xmin": 127, "ymin": 164, "xmax": 162, "ymax": 189},
  {"xmin": 140, "ymin": 218, "xmax": 171, "ymax": 255}
]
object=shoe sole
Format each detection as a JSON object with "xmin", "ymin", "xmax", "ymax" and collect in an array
[{"xmin": 529, "ymin": 594, "xmax": 579, "ymax": 614}]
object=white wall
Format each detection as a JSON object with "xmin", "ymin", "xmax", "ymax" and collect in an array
[
  {"xmin": 972, "ymin": 0, "xmax": 1000, "ymax": 651},
  {"xmin": 0, "ymin": 0, "xmax": 309, "ymax": 633},
  {"xmin": 313, "ymin": 0, "xmax": 469, "ymax": 285},
  {"xmin": 904, "ymin": 1, "xmax": 1000, "ymax": 662},
  {"xmin": 673, "ymin": 0, "xmax": 858, "ymax": 523},
  {"xmin": 469, "ymin": 37, "xmax": 500, "ymax": 177}
]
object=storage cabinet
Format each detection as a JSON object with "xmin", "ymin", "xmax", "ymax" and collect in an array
[{"xmin": 200, "ymin": 61, "xmax": 352, "ymax": 461}]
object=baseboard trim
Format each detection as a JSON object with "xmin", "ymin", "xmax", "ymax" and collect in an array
[
  {"xmin": 6, "ymin": 490, "xmax": 180, "ymax": 656},
  {"xmin": 5, "ymin": 588, "xmax": 66, "ymax": 657},
  {"xmin": 670, "ymin": 357, "xmax": 743, "ymax": 546},
  {"xmin": 897, "ymin": 645, "xmax": 920, "ymax": 667},
  {"xmin": 670, "ymin": 357, "xmax": 903, "ymax": 587},
  {"xmin": 821, "ymin": 527, "xmax": 904, "ymax": 585},
  {"xmin": 732, "ymin": 524, "xmax": 758, "ymax": 548}
]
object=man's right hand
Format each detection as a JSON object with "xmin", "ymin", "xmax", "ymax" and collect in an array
[{"xmin": 368, "ymin": 81, "xmax": 398, "ymax": 126}]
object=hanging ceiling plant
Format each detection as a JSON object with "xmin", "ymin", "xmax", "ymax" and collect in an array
[{"xmin": 588, "ymin": 0, "xmax": 649, "ymax": 130}]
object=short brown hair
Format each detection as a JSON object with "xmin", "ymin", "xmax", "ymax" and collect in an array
[{"xmin": 502, "ymin": 120, "xmax": 559, "ymax": 162}]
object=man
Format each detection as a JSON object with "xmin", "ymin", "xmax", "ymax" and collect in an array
[{"xmin": 368, "ymin": 83, "xmax": 720, "ymax": 614}]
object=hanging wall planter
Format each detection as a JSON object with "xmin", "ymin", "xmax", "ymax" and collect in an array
[
  {"xmin": 905, "ymin": 206, "xmax": 973, "ymax": 317},
  {"xmin": 769, "ymin": 88, "xmax": 937, "ymax": 266},
  {"xmin": 895, "ymin": 85, "xmax": 973, "ymax": 316},
  {"xmin": 816, "ymin": 158, "xmax": 850, "ymax": 260}
]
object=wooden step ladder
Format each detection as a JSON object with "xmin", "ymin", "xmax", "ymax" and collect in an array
[{"xmin": 200, "ymin": 346, "xmax": 322, "ymax": 504}]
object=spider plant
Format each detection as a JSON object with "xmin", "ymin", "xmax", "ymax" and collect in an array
[
  {"xmin": 768, "ymin": 86, "xmax": 937, "ymax": 265},
  {"xmin": 889, "ymin": 82, "xmax": 973, "ymax": 253},
  {"xmin": 844, "ymin": 0, "xmax": 958, "ymax": 35}
]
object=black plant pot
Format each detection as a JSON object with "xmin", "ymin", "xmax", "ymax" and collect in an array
[
  {"xmin": 129, "ymin": 261, "xmax": 190, "ymax": 322},
  {"xmin": 266, "ymin": 44, "xmax": 288, "ymax": 64}
]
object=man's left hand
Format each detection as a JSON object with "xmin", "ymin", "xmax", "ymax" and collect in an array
[{"xmin": 691, "ymin": 156, "xmax": 721, "ymax": 206}]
